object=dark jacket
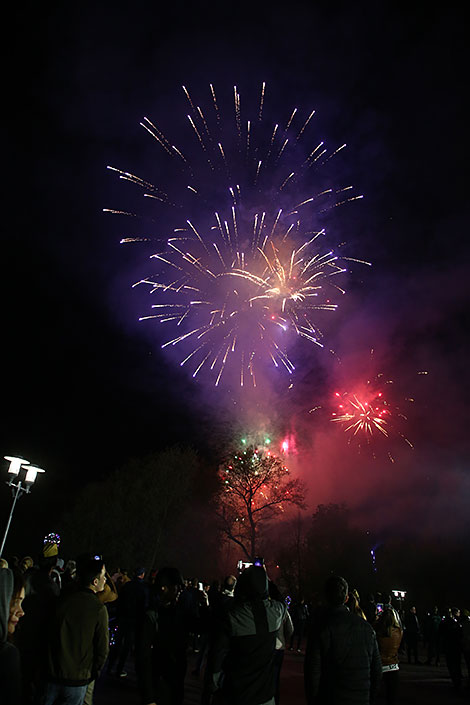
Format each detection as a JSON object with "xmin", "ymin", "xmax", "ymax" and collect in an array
[
  {"xmin": 206, "ymin": 566, "xmax": 286, "ymax": 705},
  {"xmin": 18, "ymin": 566, "xmax": 59, "ymax": 661},
  {"xmin": 117, "ymin": 576, "xmax": 149, "ymax": 623},
  {"xmin": 136, "ymin": 599, "xmax": 190, "ymax": 705},
  {"xmin": 404, "ymin": 611, "xmax": 420, "ymax": 638},
  {"xmin": 48, "ymin": 588, "xmax": 109, "ymax": 686},
  {"xmin": 304, "ymin": 605, "xmax": 382, "ymax": 705}
]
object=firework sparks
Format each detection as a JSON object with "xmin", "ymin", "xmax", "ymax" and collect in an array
[
  {"xmin": 106, "ymin": 84, "xmax": 367, "ymax": 386},
  {"xmin": 330, "ymin": 382, "xmax": 414, "ymax": 463},
  {"xmin": 310, "ymin": 365, "xmax": 427, "ymax": 462},
  {"xmin": 332, "ymin": 390, "xmax": 391, "ymax": 438}
]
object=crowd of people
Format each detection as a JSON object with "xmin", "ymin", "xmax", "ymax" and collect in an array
[{"xmin": 1, "ymin": 540, "xmax": 469, "ymax": 705}]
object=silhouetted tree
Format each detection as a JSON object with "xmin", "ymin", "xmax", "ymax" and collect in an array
[
  {"xmin": 303, "ymin": 503, "xmax": 374, "ymax": 595},
  {"xmin": 62, "ymin": 446, "xmax": 208, "ymax": 568},
  {"xmin": 275, "ymin": 512, "xmax": 309, "ymax": 598},
  {"xmin": 217, "ymin": 445, "xmax": 306, "ymax": 560}
]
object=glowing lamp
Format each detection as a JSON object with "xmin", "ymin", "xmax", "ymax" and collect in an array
[
  {"xmin": 392, "ymin": 589, "xmax": 406, "ymax": 599},
  {"xmin": 24, "ymin": 466, "xmax": 45, "ymax": 485},
  {"xmin": 4, "ymin": 456, "xmax": 30, "ymax": 475},
  {"xmin": 1, "ymin": 455, "xmax": 45, "ymax": 558}
]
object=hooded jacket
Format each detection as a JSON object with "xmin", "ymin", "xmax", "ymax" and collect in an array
[
  {"xmin": 0, "ymin": 568, "xmax": 22, "ymax": 705},
  {"xmin": 206, "ymin": 566, "xmax": 286, "ymax": 705}
]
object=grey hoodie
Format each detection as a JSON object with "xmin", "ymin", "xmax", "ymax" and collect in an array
[
  {"xmin": 206, "ymin": 566, "xmax": 286, "ymax": 705},
  {"xmin": 0, "ymin": 567, "xmax": 14, "ymax": 642},
  {"xmin": 0, "ymin": 567, "xmax": 22, "ymax": 704}
]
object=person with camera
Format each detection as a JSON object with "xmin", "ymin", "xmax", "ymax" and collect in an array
[{"xmin": 203, "ymin": 564, "xmax": 287, "ymax": 705}]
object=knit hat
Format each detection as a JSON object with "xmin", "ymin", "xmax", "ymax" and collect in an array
[
  {"xmin": 43, "ymin": 542, "xmax": 58, "ymax": 558},
  {"xmin": 43, "ymin": 532, "xmax": 60, "ymax": 558}
]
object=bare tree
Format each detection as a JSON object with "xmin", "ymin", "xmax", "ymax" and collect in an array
[{"xmin": 217, "ymin": 445, "xmax": 306, "ymax": 560}]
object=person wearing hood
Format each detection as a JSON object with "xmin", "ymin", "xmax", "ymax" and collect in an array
[
  {"xmin": 1, "ymin": 567, "xmax": 26, "ymax": 705},
  {"xmin": 203, "ymin": 565, "xmax": 286, "ymax": 705}
]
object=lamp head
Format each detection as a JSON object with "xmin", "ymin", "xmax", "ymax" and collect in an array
[
  {"xmin": 24, "ymin": 466, "xmax": 45, "ymax": 485},
  {"xmin": 4, "ymin": 456, "xmax": 30, "ymax": 476}
]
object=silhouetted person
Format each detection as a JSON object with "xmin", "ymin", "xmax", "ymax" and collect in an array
[
  {"xmin": 193, "ymin": 577, "xmax": 233, "ymax": 677},
  {"xmin": 461, "ymin": 611, "xmax": 470, "ymax": 688},
  {"xmin": 440, "ymin": 607, "xmax": 463, "ymax": 691},
  {"xmin": 43, "ymin": 556, "xmax": 109, "ymax": 705},
  {"xmin": 208, "ymin": 574, "xmax": 236, "ymax": 624},
  {"xmin": 108, "ymin": 566, "xmax": 148, "ymax": 677},
  {"xmin": 136, "ymin": 566, "xmax": 189, "ymax": 705},
  {"xmin": 304, "ymin": 575, "xmax": 381, "ymax": 705},
  {"xmin": 1, "ymin": 568, "xmax": 26, "ymax": 705},
  {"xmin": 346, "ymin": 589, "xmax": 367, "ymax": 621},
  {"xmin": 362, "ymin": 594, "xmax": 377, "ymax": 625},
  {"xmin": 269, "ymin": 581, "xmax": 293, "ymax": 705},
  {"xmin": 17, "ymin": 555, "xmax": 60, "ymax": 703},
  {"xmin": 424, "ymin": 607, "xmax": 441, "ymax": 665},
  {"xmin": 375, "ymin": 608, "xmax": 403, "ymax": 705},
  {"xmin": 289, "ymin": 598, "xmax": 309, "ymax": 651},
  {"xmin": 203, "ymin": 565, "xmax": 286, "ymax": 705},
  {"xmin": 382, "ymin": 594, "xmax": 402, "ymax": 629},
  {"xmin": 404, "ymin": 606, "xmax": 420, "ymax": 664}
]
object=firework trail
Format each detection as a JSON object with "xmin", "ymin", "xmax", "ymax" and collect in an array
[{"xmin": 105, "ymin": 84, "xmax": 368, "ymax": 386}]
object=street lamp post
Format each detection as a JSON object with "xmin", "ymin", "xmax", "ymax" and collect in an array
[
  {"xmin": 0, "ymin": 456, "xmax": 45, "ymax": 557},
  {"xmin": 392, "ymin": 588, "xmax": 407, "ymax": 614}
]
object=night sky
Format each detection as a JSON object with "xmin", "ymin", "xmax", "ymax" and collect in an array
[{"xmin": 3, "ymin": 2, "xmax": 469, "ymax": 553}]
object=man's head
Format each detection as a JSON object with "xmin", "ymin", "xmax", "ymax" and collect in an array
[
  {"xmin": 134, "ymin": 567, "xmax": 146, "ymax": 580},
  {"xmin": 324, "ymin": 575, "xmax": 348, "ymax": 607},
  {"xmin": 155, "ymin": 566, "xmax": 184, "ymax": 605},
  {"xmin": 20, "ymin": 556, "xmax": 33, "ymax": 573},
  {"xmin": 235, "ymin": 566, "xmax": 268, "ymax": 601},
  {"xmin": 76, "ymin": 555, "xmax": 106, "ymax": 593},
  {"xmin": 223, "ymin": 575, "xmax": 237, "ymax": 593},
  {"xmin": 65, "ymin": 560, "xmax": 76, "ymax": 578}
]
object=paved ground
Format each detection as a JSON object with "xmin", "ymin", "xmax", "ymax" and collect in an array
[{"xmin": 95, "ymin": 649, "xmax": 469, "ymax": 704}]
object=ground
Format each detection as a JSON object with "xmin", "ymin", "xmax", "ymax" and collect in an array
[{"xmin": 95, "ymin": 646, "xmax": 469, "ymax": 704}]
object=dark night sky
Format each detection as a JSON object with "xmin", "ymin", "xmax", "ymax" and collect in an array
[{"xmin": 2, "ymin": 2, "xmax": 469, "ymax": 552}]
